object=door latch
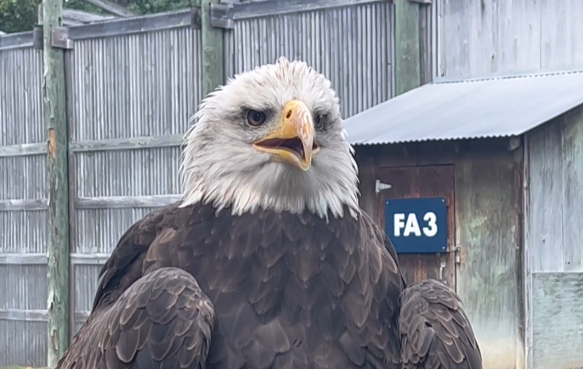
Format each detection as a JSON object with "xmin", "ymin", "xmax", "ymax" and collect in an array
[{"xmin": 375, "ymin": 180, "xmax": 392, "ymax": 194}]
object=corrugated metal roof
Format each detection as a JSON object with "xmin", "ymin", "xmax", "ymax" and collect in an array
[{"xmin": 343, "ymin": 70, "xmax": 583, "ymax": 145}]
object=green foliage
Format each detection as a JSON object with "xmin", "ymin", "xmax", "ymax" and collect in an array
[
  {"xmin": 0, "ymin": 0, "xmax": 41, "ymax": 33},
  {"xmin": 124, "ymin": 0, "xmax": 198, "ymax": 15},
  {"xmin": 66, "ymin": 0, "xmax": 109, "ymax": 14},
  {"xmin": 0, "ymin": 0, "xmax": 198, "ymax": 34}
]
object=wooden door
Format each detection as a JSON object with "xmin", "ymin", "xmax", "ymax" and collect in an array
[{"xmin": 376, "ymin": 165, "xmax": 457, "ymax": 289}]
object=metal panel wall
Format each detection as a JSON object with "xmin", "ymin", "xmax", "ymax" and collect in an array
[
  {"xmin": 0, "ymin": 44, "xmax": 48, "ymax": 368},
  {"xmin": 224, "ymin": 1, "xmax": 395, "ymax": 119},
  {"xmin": 66, "ymin": 26, "xmax": 203, "ymax": 333}
]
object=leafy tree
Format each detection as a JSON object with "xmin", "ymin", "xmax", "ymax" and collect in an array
[
  {"xmin": 123, "ymin": 0, "xmax": 198, "ymax": 14},
  {"xmin": 0, "ymin": 0, "xmax": 40, "ymax": 34},
  {"xmin": 0, "ymin": 0, "xmax": 198, "ymax": 34}
]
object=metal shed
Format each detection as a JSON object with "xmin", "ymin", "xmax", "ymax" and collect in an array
[{"xmin": 344, "ymin": 69, "xmax": 583, "ymax": 369}]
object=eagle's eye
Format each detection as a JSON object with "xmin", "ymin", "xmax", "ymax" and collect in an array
[
  {"xmin": 314, "ymin": 114, "xmax": 326, "ymax": 130},
  {"xmin": 247, "ymin": 110, "xmax": 267, "ymax": 126}
]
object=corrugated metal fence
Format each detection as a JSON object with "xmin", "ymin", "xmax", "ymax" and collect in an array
[
  {"xmin": 0, "ymin": 44, "xmax": 49, "ymax": 366},
  {"xmin": 0, "ymin": 0, "xmax": 435, "ymax": 366}
]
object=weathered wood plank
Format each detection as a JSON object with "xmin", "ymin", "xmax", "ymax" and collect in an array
[
  {"xmin": 513, "ymin": 144, "xmax": 525, "ymax": 369},
  {"xmin": 69, "ymin": 134, "xmax": 184, "ymax": 153},
  {"xmin": 0, "ymin": 253, "xmax": 113, "ymax": 265},
  {"xmin": 81, "ymin": 0, "xmax": 136, "ymax": 17},
  {"xmin": 532, "ymin": 272, "xmax": 583, "ymax": 369},
  {"xmin": 201, "ymin": 0, "xmax": 224, "ymax": 98},
  {"xmin": 418, "ymin": 1, "xmax": 433, "ymax": 84},
  {"xmin": 495, "ymin": 0, "xmax": 542, "ymax": 73},
  {"xmin": 355, "ymin": 139, "xmax": 510, "ymax": 168},
  {"xmin": 70, "ymin": 253, "xmax": 112, "ymax": 265},
  {"xmin": 75, "ymin": 194, "xmax": 182, "ymax": 209},
  {"xmin": 0, "ymin": 30, "xmax": 35, "ymax": 50},
  {"xmin": 395, "ymin": 0, "xmax": 421, "ymax": 94},
  {"xmin": 0, "ymin": 199, "xmax": 48, "ymax": 211},
  {"xmin": 0, "ymin": 308, "xmax": 49, "ymax": 322},
  {"xmin": 66, "ymin": 8, "xmax": 198, "ymax": 40},
  {"xmin": 211, "ymin": 0, "xmax": 384, "ymax": 24},
  {"xmin": 0, "ymin": 143, "xmax": 47, "ymax": 157},
  {"xmin": 63, "ymin": 9, "xmax": 117, "ymax": 24},
  {"xmin": 38, "ymin": 5, "xmax": 117, "ymax": 26},
  {"xmin": 372, "ymin": 144, "xmax": 418, "ymax": 168},
  {"xmin": 0, "ymin": 253, "xmax": 48, "ymax": 265},
  {"xmin": 43, "ymin": 0, "xmax": 71, "ymax": 363},
  {"xmin": 454, "ymin": 149, "xmax": 520, "ymax": 369},
  {"xmin": 540, "ymin": 0, "xmax": 583, "ymax": 71},
  {"xmin": 561, "ymin": 106, "xmax": 583, "ymax": 272},
  {"xmin": 522, "ymin": 135, "xmax": 534, "ymax": 369},
  {"xmin": 527, "ymin": 122, "xmax": 564, "ymax": 273},
  {"xmin": 74, "ymin": 311, "xmax": 91, "ymax": 321},
  {"xmin": 439, "ymin": 0, "xmax": 542, "ymax": 78}
]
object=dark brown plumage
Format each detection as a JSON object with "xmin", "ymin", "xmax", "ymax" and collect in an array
[
  {"xmin": 56, "ymin": 58, "xmax": 481, "ymax": 369},
  {"xmin": 58, "ymin": 266, "xmax": 214, "ymax": 369},
  {"xmin": 398, "ymin": 279, "xmax": 482, "ymax": 369},
  {"xmin": 57, "ymin": 202, "xmax": 405, "ymax": 369}
]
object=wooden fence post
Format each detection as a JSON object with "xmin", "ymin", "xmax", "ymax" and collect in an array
[
  {"xmin": 201, "ymin": 0, "xmax": 224, "ymax": 97},
  {"xmin": 42, "ymin": 0, "xmax": 71, "ymax": 366},
  {"xmin": 395, "ymin": 0, "xmax": 421, "ymax": 95}
]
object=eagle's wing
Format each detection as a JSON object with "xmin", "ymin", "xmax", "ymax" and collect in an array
[
  {"xmin": 398, "ymin": 279, "xmax": 482, "ymax": 369},
  {"xmin": 57, "ymin": 267, "xmax": 215, "ymax": 369},
  {"xmin": 57, "ymin": 203, "xmax": 215, "ymax": 369},
  {"xmin": 92, "ymin": 202, "xmax": 185, "ymax": 311}
]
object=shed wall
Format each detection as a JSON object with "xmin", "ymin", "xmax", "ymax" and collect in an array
[
  {"xmin": 526, "ymin": 105, "xmax": 583, "ymax": 369},
  {"xmin": 454, "ymin": 146, "xmax": 523, "ymax": 369},
  {"xmin": 355, "ymin": 140, "xmax": 523, "ymax": 369},
  {"xmin": 438, "ymin": 0, "xmax": 583, "ymax": 78}
]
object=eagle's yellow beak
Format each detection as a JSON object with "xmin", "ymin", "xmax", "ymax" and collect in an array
[{"xmin": 253, "ymin": 100, "xmax": 320, "ymax": 171}]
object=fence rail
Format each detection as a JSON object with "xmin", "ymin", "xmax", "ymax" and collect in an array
[{"xmin": 0, "ymin": 0, "xmax": 435, "ymax": 366}]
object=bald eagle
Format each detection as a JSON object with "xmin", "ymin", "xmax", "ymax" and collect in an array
[{"xmin": 56, "ymin": 58, "xmax": 481, "ymax": 369}]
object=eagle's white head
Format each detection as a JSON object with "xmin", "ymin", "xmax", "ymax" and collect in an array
[{"xmin": 180, "ymin": 57, "xmax": 360, "ymax": 220}]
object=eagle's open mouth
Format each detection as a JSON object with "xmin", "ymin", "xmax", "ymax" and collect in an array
[{"xmin": 256, "ymin": 137, "xmax": 319, "ymax": 162}]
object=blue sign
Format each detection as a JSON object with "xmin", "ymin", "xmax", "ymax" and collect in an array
[{"xmin": 384, "ymin": 197, "xmax": 448, "ymax": 254}]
